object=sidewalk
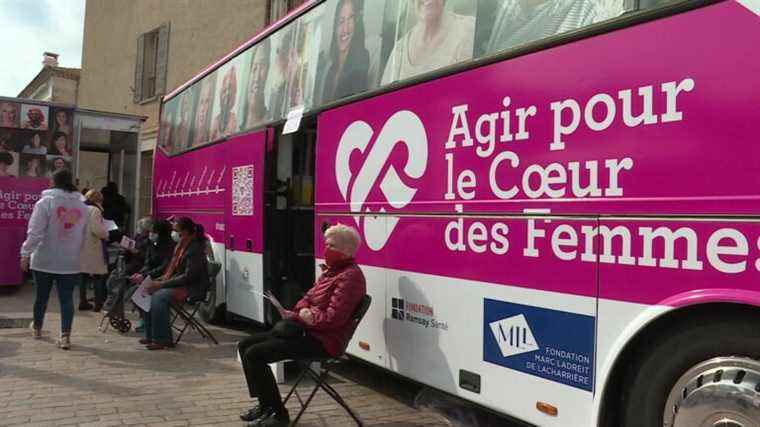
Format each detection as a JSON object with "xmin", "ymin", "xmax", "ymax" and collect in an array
[{"xmin": 0, "ymin": 284, "xmax": 453, "ymax": 427}]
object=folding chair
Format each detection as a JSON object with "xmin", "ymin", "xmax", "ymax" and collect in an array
[
  {"xmin": 282, "ymin": 294, "xmax": 372, "ymax": 426},
  {"xmin": 170, "ymin": 261, "xmax": 222, "ymax": 345}
]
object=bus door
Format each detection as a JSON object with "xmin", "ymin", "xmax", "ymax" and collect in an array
[{"xmin": 224, "ymin": 130, "xmax": 267, "ymax": 323}]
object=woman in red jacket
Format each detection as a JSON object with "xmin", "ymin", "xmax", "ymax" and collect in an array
[{"xmin": 237, "ymin": 224, "xmax": 366, "ymax": 427}]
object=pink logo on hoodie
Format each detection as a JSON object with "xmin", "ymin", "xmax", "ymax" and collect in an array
[{"xmin": 56, "ymin": 206, "xmax": 82, "ymax": 231}]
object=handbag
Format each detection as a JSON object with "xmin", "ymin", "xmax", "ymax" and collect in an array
[{"xmin": 271, "ymin": 319, "xmax": 305, "ymax": 338}]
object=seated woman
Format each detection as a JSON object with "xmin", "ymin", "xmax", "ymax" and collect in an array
[
  {"xmin": 104, "ymin": 219, "xmax": 175, "ymax": 331},
  {"xmin": 122, "ymin": 216, "xmax": 155, "ymax": 275},
  {"xmin": 141, "ymin": 217, "xmax": 210, "ymax": 350},
  {"xmin": 237, "ymin": 224, "xmax": 366, "ymax": 427}
]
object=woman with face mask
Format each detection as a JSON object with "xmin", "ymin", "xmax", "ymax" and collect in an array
[
  {"xmin": 141, "ymin": 217, "xmax": 211, "ymax": 350},
  {"xmin": 236, "ymin": 224, "xmax": 367, "ymax": 426},
  {"xmin": 110, "ymin": 219, "xmax": 175, "ymax": 333}
]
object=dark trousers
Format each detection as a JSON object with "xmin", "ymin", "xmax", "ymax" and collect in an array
[
  {"xmin": 32, "ymin": 271, "xmax": 80, "ymax": 333},
  {"xmin": 80, "ymin": 274, "xmax": 107, "ymax": 306},
  {"xmin": 238, "ymin": 331, "xmax": 329, "ymax": 412}
]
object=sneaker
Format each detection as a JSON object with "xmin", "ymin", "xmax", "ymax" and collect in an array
[
  {"xmin": 57, "ymin": 334, "xmax": 71, "ymax": 350},
  {"xmin": 248, "ymin": 409, "xmax": 289, "ymax": 427},
  {"xmin": 29, "ymin": 322, "xmax": 42, "ymax": 339},
  {"xmin": 240, "ymin": 405, "xmax": 269, "ymax": 422}
]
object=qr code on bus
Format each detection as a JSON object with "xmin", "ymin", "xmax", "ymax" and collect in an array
[{"xmin": 232, "ymin": 165, "xmax": 254, "ymax": 216}]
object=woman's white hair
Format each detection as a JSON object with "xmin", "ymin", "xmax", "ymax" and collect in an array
[
  {"xmin": 324, "ymin": 223, "xmax": 361, "ymax": 256},
  {"xmin": 137, "ymin": 216, "xmax": 154, "ymax": 232}
]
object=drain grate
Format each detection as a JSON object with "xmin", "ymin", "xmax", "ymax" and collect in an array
[{"xmin": 0, "ymin": 318, "xmax": 34, "ymax": 329}]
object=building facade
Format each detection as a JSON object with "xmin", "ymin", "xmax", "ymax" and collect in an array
[
  {"xmin": 78, "ymin": 0, "xmax": 301, "ymax": 219},
  {"xmin": 17, "ymin": 53, "xmax": 80, "ymax": 104}
]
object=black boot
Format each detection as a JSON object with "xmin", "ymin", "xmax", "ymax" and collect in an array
[
  {"xmin": 249, "ymin": 408, "xmax": 289, "ymax": 427},
  {"xmin": 240, "ymin": 404, "xmax": 270, "ymax": 422}
]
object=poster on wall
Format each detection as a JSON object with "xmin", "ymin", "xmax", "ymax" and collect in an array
[
  {"xmin": 20, "ymin": 104, "xmax": 49, "ymax": 130},
  {"xmin": 0, "ymin": 101, "xmax": 20, "ymax": 128},
  {"xmin": 0, "ymin": 102, "xmax": 75, "ymax": 180}
]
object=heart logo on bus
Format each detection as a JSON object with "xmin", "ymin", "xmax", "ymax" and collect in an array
[{"xmin": 335, "ymin": 110, "xmax": 428, "ymax": 251}]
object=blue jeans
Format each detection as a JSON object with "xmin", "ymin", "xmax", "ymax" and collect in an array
[
  {"xmin": 144, "ymin": 288, "xmax": 176, "ymax": 345},
  {"xmin": 32, "ymin": 271, "xmax": 80, "ymax": 333}
]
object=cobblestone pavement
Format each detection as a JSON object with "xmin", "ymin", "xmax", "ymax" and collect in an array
[{"xmin": 0, "ymin": 284, "xmax": 460, "ymax": 427}]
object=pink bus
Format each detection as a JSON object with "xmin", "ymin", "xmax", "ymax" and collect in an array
[{"xmin": 156, "ymin": 1, "xmax": 760, "ymax": 425}]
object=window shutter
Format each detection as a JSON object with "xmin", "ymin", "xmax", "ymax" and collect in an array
[
  {"xmin": 155, "ymin": 22, "xmax": 171, "ymax": 96},
  {"xmin": 134, "ymin": 33, "xmax": 145, "ymax": 102}
]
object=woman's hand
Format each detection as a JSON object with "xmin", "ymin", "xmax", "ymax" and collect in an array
[
  {"xmin": 146, "ymin": 281, "xmax": 162, "ymax": 295},
  {"xmin": 130, "ymin": 273, "xmax": 144, "ymax": 283},
  {"xmin": 298, "ymin": 308, "xmax": 314, "ymax": 325},
  {"xmin": 20, "ymin": 257, "xmax": 30, "ymax": 272}
]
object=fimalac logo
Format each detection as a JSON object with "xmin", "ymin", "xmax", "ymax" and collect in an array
[{"xmin": 335, "ymin": 110, "xmax": 428, "ymax": 251}]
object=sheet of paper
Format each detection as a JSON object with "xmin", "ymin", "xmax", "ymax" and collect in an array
[
  {"xmin": 131, "ymin": 277, "xmax": 152, "ymax": 312},
  {"xmin": 282, "ymin": 106, "xmax": 305, "ymax": 135},
  {"xmin": 103, "ymin": 219, "xmax": 118, "ymax": 232}
]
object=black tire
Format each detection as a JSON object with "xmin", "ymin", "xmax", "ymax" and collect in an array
[
  {"xmin": 620, "ymin": 310, "xmax": 760, "ymax": 427},
  {"xmin": 200, "ymin": 283, "xmax": 226, "ymax": 325}
]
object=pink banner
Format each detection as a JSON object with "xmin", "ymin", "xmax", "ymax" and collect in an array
[{"xmin": 0, "ymin": 177, "xmax": 49, "ymax": 285}]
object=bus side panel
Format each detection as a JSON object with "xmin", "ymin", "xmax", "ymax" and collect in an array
[
  {"xmin": 594, "ymin": 217, "xmax": 760, "ymax": 421},
  {"xmin": 0, "ymin": 178, "xmax": 48, "ymax": 286},
  {"xmin": 314, "ymin": 212, "xmax": 599, "ymax": 426},
  {"xmin": 152, "ymin": 145, "xmax": 228, "ymax": 304},
  {"xmin": 224, "ymin": 132, "xmax": 266, "ymax": 323}
]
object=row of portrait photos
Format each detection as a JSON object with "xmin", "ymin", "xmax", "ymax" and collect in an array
[
  {"xmin": 0, "ymin": 101, "xmax": 75, "ymax": 179},
  {"xmin": 160, "ymin": 0, "xmax": 635, "ymax": 155}
]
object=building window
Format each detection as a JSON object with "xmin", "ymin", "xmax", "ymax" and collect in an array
[
  {"xmin": 266, "ymin": 0, "xmax": 306, "ymax": 24},
  {"xmin": 134, "ymin": 23, "xmax": 170, "ymax": 103}
]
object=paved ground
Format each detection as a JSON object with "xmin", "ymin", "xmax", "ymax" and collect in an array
[{"xmin": 0, "ymin": 284, "xmax": 512, "ymax": 427}]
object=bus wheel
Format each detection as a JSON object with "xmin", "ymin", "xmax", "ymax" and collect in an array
[
  {"xmin": 621, "ymin": 314, "xmax": 760, "ymax": 427},
  {"xmin": 663, "ymin": 357, "xmax": 760, "ymax": 427}
]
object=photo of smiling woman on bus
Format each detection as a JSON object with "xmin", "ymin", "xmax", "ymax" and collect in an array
[
  {"xmin": 192, "ymin": 76, "xmax": 216, "ymax": 147},
  {"xmin": 381, "ymin": 0, "xmax": 475, "ymax": 85},
  {"xmin": 210, "ymin": 64, "xmax": 241, "ymax": 141},
  {"xmin": 176, "ymin": 88, "xmax": 195, "ymax": 150},
  {"xmin": 315, "ymin": 0, "xmax": 370, "ymax": 105},
  {"xmin": 484, "ymin": 0, "xmax": 626, "ymax": 54},
  {"xmin": 243, "ymin": 39, "xmax": 271, "ymax": 129}
]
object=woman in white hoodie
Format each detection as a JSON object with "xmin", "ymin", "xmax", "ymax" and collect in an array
[{"xmin": 20, "ymin": 169, "xmax": 88, "ymax": 350}]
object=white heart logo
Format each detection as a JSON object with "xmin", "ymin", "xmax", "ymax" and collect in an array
[{"xmin": 335, "ymin": 110, "xmax": 428, "ymax": 251}]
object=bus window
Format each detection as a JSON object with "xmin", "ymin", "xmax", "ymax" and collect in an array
[
  {"xmin": 480, "ymin": 0, "xmax": 629, "ymax": 56},
  {"xmin": 381, "ymin": 0, "xmax": 477, "ymax": 85}
]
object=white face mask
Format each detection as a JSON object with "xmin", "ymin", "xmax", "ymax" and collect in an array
[
  {"xmin": 148, "ymin": 232, "xmax": 158, "ymax": 243},
  {"xmin": 171, "ymin": 231, "xmax": 181, "ymax": 242}
]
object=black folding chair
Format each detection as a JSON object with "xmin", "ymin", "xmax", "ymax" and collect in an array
[
  {"xmin": 170, "ymin": 261, "xmax": 221, "ymax": 345},
  {"xmin": 282, "ymin": 294, "xmax": 372, "ymax": 426}
]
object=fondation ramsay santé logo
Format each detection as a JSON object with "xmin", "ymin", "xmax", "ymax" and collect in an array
[{"xmin": 335, "ymin": 110, "xmax": 428, "ymax": 251}]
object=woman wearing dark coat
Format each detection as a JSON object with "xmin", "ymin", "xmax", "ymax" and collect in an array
[
  {"xmin": 141, "ymin": 217, "xmax": 210, "ymax": 350},
  {"xmin": 106, "ymin": 219, "xmax": 176, "ymax": 331}
]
